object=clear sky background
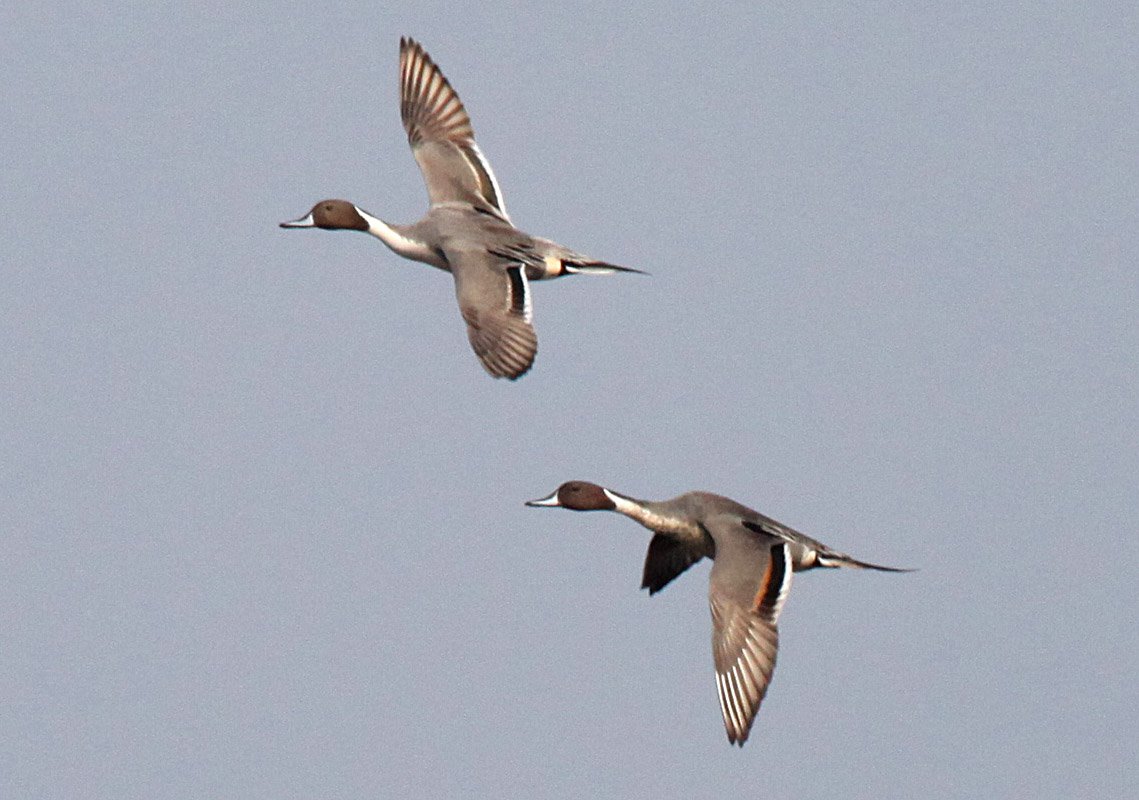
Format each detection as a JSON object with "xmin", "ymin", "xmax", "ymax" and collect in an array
[{"xmin": 4, "ymin": 2, "xmax": 1137, "ymax": 798}]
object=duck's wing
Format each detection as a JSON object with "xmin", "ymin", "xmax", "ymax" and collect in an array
[
  {"xmin": 399, "ymin": 38, "xmax": 509, "ymax": 220},
  {"xmin": 449, "ymin": 250, "xmax": 536, "ymax": 380},
  {"xmin": 641, "ymin": 531, "xmax": 713, "ymax": 595},
  {"xmin": 707, "ymin": 532, "xmax": 791, "ymax": 746}
]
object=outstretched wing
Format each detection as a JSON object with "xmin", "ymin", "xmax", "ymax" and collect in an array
[
  {"xmin": 450, "ymin": 251, "xmax": 536, "ymax": 380},
  {"xmin": 399, "ymin": 38, "xmax": 509, "ymax": 219},
  {"xmin": 641, "ymin": 532, "xmax": 712, "ymax": 595},
  {"xmin": 708, "ymin": 540, "xmax": 791, "ymax": 746}
]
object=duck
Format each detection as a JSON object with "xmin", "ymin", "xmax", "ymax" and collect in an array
[
  {"xmin": 281, "ymin": 38, "xmax": 643, "ymax": 380},
  {"xmin": 525, "ymin": 480, "xmax": 911, "ymax": 746}
]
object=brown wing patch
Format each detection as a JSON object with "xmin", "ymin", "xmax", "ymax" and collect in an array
[{"xmin": 752, "ymin": 542, "xmax": 791, "ymax": 622}]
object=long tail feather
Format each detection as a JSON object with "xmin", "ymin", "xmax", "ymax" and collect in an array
[
  {"xmin": 816, "ymin": 553, "xmax": 916, "ymax": 572},
  {"xmin": 564, "ymin": 260, "xmax": 649, "ymax": 275}
]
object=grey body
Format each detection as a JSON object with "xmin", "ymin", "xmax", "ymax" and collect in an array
[
  {"xmin": 526, "ymin": 481, "xmax": 911, "ymax": 746},
  {"xmin": 282, "ymin": 38, "xmax": 642, "ymax": 380}
]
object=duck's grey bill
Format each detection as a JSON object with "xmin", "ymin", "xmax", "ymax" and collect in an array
[
  {"xmin": 525, "ymin": 491, "xmax": 561, "ymax": 507},
  {"xmin": 279, "ymin": 213, "xmax": 315, "ymax": 228}
]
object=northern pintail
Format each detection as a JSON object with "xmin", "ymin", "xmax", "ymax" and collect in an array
[
  {"xmin": 281, "ymin": 38, "xmax": 643, "ymax": 380},
  {"xmin": 526, "ymin": 481, "xmax": 911, "ymax": 746}
]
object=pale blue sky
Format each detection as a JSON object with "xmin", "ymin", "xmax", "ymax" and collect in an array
[{"xmin": 3, "ymin": 2, "xmax": 1137, "ymax": 798}]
